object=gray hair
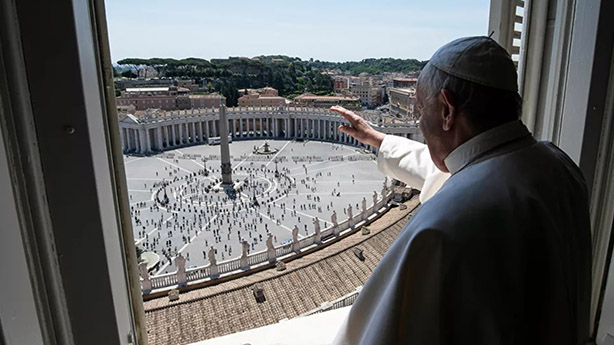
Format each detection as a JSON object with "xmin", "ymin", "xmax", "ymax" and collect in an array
[{"xmin": 417, "ymin": 63, "xmax": 522, "ymax": 130}]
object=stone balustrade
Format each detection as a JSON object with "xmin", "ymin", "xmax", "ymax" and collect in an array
[
  {"xmin": 299, "ymin": 285, "xmax": 363, "ymax": 317},
  {"xmin": 139, "ymin": 188, "xmax": 394, "ymax": 294}
]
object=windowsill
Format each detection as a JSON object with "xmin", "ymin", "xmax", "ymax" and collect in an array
[{"xmin": 191, "ymin": 306, "xmax": 351, "ymax": 345}]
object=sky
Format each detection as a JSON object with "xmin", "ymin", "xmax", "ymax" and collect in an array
[{"xmin": 105, "ymin": 0, "xmax": 490, "ymax": 63}]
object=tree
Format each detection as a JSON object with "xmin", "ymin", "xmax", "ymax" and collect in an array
[{"xmin": 121, "ymin": 70, "xmax": 137, "ymax": 78}]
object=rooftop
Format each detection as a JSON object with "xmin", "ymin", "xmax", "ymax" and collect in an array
[
  {"xmin": 126, "ymin": 87, "xmax": 170, "ymax": 92},
  {"xmin": 143, "ymin": 197, "xmax": 420, "ymax": 345},
  {"xmin": 188, "ymin": 94, "xmax": 224, "ymax": 98},
  {"xmin": 294, "ymin": 94, "xmax": 359, "ymax": 101},
  {"xmin": 393, "ymin": 77, "xmax": 418, "ymax": 82}
]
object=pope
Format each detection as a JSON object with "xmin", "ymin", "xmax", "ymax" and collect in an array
[{"xmin": 330, "ymin": 36, "xmax": 591, "ymax": 345}]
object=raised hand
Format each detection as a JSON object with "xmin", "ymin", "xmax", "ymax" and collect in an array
[{"xmin": 330, "ymin": 106, "xmax": 386, "ymax": 149}]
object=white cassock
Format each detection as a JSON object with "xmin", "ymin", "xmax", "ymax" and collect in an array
[
  {"xmin": 375, "ymin": 135, "xmax": 449, "ymax": 203},
  {"xmin": 333, "ymin": 120, "xmax": 592, "ymax": 345}
]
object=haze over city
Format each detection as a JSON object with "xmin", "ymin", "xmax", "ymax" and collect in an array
[{"xmin": 105, "ymin": 0, "xmax": 490, "ymax": 63}]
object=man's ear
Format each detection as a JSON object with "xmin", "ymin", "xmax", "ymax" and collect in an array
[{"xmin": 439, "ymin": 89, "xmax": 456, "ymax": 131}]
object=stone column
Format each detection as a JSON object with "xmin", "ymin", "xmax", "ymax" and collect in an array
[
  {"xmin": 287, "ymin": 119, "xmax": 291, "ymax": 138},
  {"xmin": 145, "ymin": 128, "xmax": 151, "ymax": 153},
  {"xmin": 294, "ymin": 118, "xmax": 298, "ymax": 138},
  {"xmin": 184, "ymin": 122, "xmax": 189, "ymax": 144},
  {"xmin": 334, "ymin": 122, "xmax": 338, "ymax": 142},
  {"xmin": 259, "ymin": 118, "xmax": 263, "ymax": 137},
  {"xmin": 125, "ymin": 128, "xmax": 131, "ymax": 151},
  {"xmin": 178, "ymin": 123, "xmax": 182, "ymax": 145},
  {"xmin": 143, "ymin": 128, "xmax": 151, "ymax": 153},
  {"xmin": 185, "ymin": 122, "xmax": 189, "ymax": 144},
  {"xmin": 190, "ymin": 122, "xmax": 196, "ymax": 143},
  {"xmin": 205, "ymin": 120, "xmax": 210, "ymax": 140},
  {"xmin": 232, "ymin": 119, "xmax": 237, "ymax": 138},
  {"xmin": 271, "ymin": 118, "xmax": 275, "ymax": 137},
  {"xmin": 323, "ymin": 121, "xmax": 327, "ymax": 140},
  {"xmin": 137, "ymin": 128, "xmax": 145, "ymax": 154},
  {"xmin": 323, "ymin": 120, "xmax": 327, "ymax": 140},
  {"xmin": 171, "ymin": 124, "xmax": 176, "ymax": 146},
  {"xmin": 197, "ymin": 121, "xmax": 203, "ymax": 143},
  {"xmin": 157, "ymin": 127, "xmax": 163, "ymax": 150},
  {"xmin": 239, "ymin": 117, "xmax": 243, "ymax": 138},
  {"xmin": 128, "ymin": 129, "xmax": 134, "ymax": 152},
  {"xmin": 120, "ymin": 127, "xmax": 125, "ymax": 151}
]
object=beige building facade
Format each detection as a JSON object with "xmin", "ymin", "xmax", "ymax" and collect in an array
[
  {"xmin": 388, "ymin": 87, "xmax": 416, "ymax": 119},
  {"xmin": 293, "ymin": 94, "xmax": 360, "ymax": 110},
  {"xmin": 116, "ymin": 86, "xmax": 223, "ymax": 111},
  {"xmin": 238, "ymin": 87, "xmax": 286, "ymax": 107}
]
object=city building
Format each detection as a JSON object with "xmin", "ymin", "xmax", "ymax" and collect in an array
[
  {"xmin": 176, "ymin": 79, "xmax": 200, "ymax": 92},
  {"xmin": 293, "ymin": 93, "xmax": 361, "ymax": 110},
  {"xmin": 238, "ymin": 87, "xmax": 287, "ymax": 107},
  {"xmin": 189, "ymin": 93, "xmax": 225, "ymax": 108},
  {"xmin": 392, "ymin": 77, "xmax": 418, "ymax": 89},
  {"xmin": 333, "ymin": 76, "xmax": 350, "ymax": 93},
  {"xmin": 238, "ymin": 94, "xmax": 287, "ymax": 107},
  {"xmin": 239, "ymin": 87, "xmax": 280, "ymax": 97},
  {"xmin": 115, "ymin": 86, "xmax": 223, "ymax": 111},
  {"xmin": 388, "ymin": 87, "xmax": 416, "ymax": 118},
  {"xmin": 114, "ymin": 78, "xmax": 174, "ymax": 91},
  {"xmin": 350, "ymin": 84, "xmax": 385, "ymax": 108}
]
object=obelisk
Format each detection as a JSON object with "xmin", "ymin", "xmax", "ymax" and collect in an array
[{"xmin": 219, "ymin": 105, "xmax": 233, "ymax": 185}]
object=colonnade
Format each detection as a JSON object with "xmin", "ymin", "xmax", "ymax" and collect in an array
[{"xmin": 119, "ymin": 106, "xmax": 420, "ymax": 154}]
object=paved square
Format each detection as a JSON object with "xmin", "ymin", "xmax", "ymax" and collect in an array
[{"xmin": 125, "ymin": 139, "xmax": 386, "ymax": 275}]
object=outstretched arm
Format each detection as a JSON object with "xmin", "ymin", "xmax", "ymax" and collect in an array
[
  {"xmin": 330, "ymin": 106, "xmax": 449, "ymax": 203},
  {"xmin": 330, "ymin": 105, "xmax": 386, "ymax": 148}
]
